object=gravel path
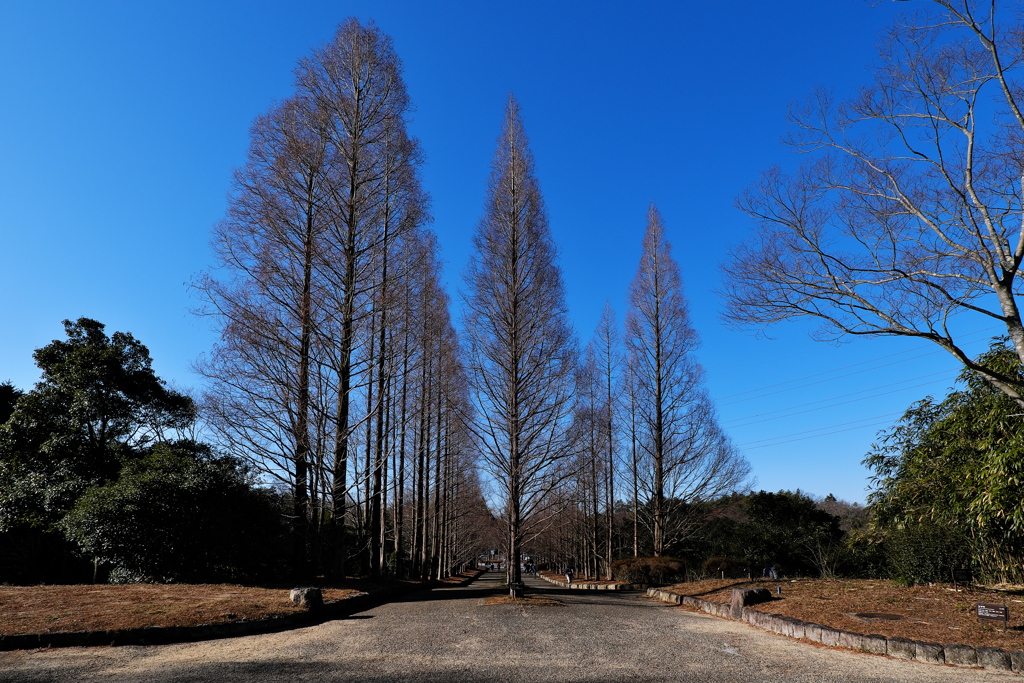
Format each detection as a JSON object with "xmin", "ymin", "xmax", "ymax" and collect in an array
[{"xmin": 0, "ymin": 572, "xmax": 1015, "ymax": 682}]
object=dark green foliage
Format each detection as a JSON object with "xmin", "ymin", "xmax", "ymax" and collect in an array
[
  {"xmin": 884, "ymin": 523, "xmax": 971, "ymax": 586},
  {"xmin": 865, "ymin": 339, "xmax": 1024, "ymax": 583},
  {"xmin": 62, "ymin": 443, "xmax": 288, "ymax": 583},
  {"xmin": 0, "ymin": 318, "xmax": 286, "ymax": 584},
  {"xmin": 701, "ymin": 556, "xmax": 746, "ymax": 578},
  {"xmin": 0, "ymin": 319, "xmax": 195, "ymax": 535},
  {"xmin": 672, "ymin": 490, "xmax": 852, "ymax": 579},
  {"xmin": 738, "ymin": 490, "xmax": 844, "ymax": 577},
  {"xmin": 611, "ymin": 556, "xmax": 687, "ymax": 585},
  {"xmin": 0, "ymin": 381, "xmax": 22, "ymax": 425}
]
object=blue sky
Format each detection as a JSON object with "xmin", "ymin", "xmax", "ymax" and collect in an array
[{"xmin": 0, "ymin": 0, "xmax": 991, "ymax": 503}]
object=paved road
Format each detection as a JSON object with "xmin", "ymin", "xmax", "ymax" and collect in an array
[{"xmin": 0, "ymin": 572, "xmax": 1016, "ymax": 682}]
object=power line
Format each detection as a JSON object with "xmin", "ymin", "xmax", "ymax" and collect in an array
[
  {"xmin": 736, "ymin": 412, "xmax": 905, "ymax": 451},
  {"xmin": 716, "ymin": 326, "xmax": 1001, "ymax": 405},
  {"xmin": 726, "ymin": 377, "xmax": 951, "ymax": 430},
  {"xmin": 722, "ymin": 369, "xmax": 953, "ymax": 428}
]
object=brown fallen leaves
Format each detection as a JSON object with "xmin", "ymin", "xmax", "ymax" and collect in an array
[
  {"xmin": 0, "ymin": 583, "xmax": 366, "ymax": 636},
  {"xmin": 664, "ymin": 578, "xmax": 1024, "ymax": 651},
  {"xmin": 0, "ymin": 572, "xmax": 483, "ymax": 637}
]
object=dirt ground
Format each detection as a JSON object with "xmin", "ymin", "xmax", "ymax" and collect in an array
[
  {"xmin": 664, "ymin": 577, "xmax": 1024, "ymax": 651},
  {"xmin": 0, "ymin": 583, "xmax": 364, "ymax": 635},
  {"xmin": 0, "ymin": 573, "xmax": 479, "ymax": 637},
  {"xmin": 538, "ymin": 570, "xmax": 622, "ymax": 586}
]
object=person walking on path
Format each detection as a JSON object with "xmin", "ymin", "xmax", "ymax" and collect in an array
[{"xmin": 565, "ymin": 568, "xmax": 574, "ymax": 586}]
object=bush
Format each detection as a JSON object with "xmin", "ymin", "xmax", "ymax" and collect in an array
[
  {"xmin": 885, "ymin": 523, "xmax": 971, "ymax": 586},
  {"xmin": 62, "ymin": 444, "xmax": 289, "ymax": 583},
  {"xmin": 701, "ymin": 556, "xmax": 747, "ymax": 578},
  {"xmin": 611, "ymin": 556, "xmax": 687, "ymax": 585}
]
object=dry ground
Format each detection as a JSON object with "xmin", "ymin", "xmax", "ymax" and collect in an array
[
  {"xmin": 0, "ymin": 572, "xmax": 484, "ymax": 637},
  {"xmin": 665, "ymin": 577, "xmax": 1024, "ymax": 650},
  {"xmin": 537, "ymin": 570, "xmax": 622, "ymax": 586},
  {"xmin": 479, "ymin": 595, "xmax": 565, "ymax": 606}
]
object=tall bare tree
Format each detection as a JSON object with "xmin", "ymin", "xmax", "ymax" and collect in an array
[
  {"xmin": 626, "ymin": 205, "xmax": 749, "ymax": 556},
  {"xmin": 722, "ymin": 1, "xmax": 1024, "ymax": 406},
  {"xmin": 295, "ymin": 18, "xmax": 427, "ymax": 576},
  {"xmin": 195, "ymin": 19, "xmax": 433, "ymax": 579},
  {"xmin": 194, "ymin": 95, "xmax": 331, "ymax": 577},
  {"xmin": 592, "ymin": 303, "xmax": 621, "ymax": 577},
  {"xmin": 462, "ymin": 95, "xmax": 578, "ymax": 594}
]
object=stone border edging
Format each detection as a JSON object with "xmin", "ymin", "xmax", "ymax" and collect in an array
[
  {"xmin": 646, "ymin": 587, "xmax": 1024, "ymax": 672},
  {"xmin": 0, "ymin": 571, "xmax": 483, "ymax": 652},
  {"xmin": 537, "ymin": 572, "xmax": 642, "ymax": 591}
]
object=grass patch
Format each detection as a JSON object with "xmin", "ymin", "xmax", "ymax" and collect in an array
[{"xmin": 480, "ymin": 596, "xmax": 564, "ymax": 606}]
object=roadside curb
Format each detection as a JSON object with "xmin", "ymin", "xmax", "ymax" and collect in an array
[
  {"xmin": 0, "ymin": 571, "xmax": 482, "ymax": 651},
  {"xmin": 646, "ymin": 587, "xmax": 1024, "ymax": 673},
  {"xmin": 537, "ymin": 572, "xmax": 642, "ymax": 591}
]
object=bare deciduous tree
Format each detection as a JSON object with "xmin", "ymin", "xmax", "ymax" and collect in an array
[
  {"xmin": 194, "ymin": 19, "xmax": 456, "ymax": 580},
  {"xmin": 722, "ymin": 1, "xmax": 1024, "ymax": 406},
  {"xmin": 462, "ymin": 95, "xmax": 578, "ymax": 594},
  {"xmin": 627, "ymin": 205, "xmax": 749, "ymax": 556}
]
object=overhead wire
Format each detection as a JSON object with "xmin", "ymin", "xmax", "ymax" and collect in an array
[
  {"xmin": 722, "ymin": 369, "xmax": 954, "ymax": 428},
  {"xmin": 715, "ymin": 325, "xmax": 1001, "ymax": 406},
  {"xmin": 721, "ymin": 326, "xmax": 1004, "ymax": 453},
  {"xmin": 736, "ymin": 415, "xmax": 904, "ymax": 450}
]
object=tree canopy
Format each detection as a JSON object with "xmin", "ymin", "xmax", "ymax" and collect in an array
[
  {"xmin": 865, "ymin": 339, "xmax": 1024, "ymax": 582},
  {"xmin": 721, "ymin": 1, "xmax": 1024, "ymax": 407},
  {"xmin": 0, "ymin": 318, "xmax": 285, "ymax": 584}
]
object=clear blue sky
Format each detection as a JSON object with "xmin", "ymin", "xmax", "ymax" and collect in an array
[{"xmin": 0, "ymin": 0, "xmax": 991, "ymax": 503}]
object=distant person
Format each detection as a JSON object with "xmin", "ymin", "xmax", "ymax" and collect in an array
[{"xmin": 565, "ymin": 568, "xmax": 574, "ymax": 586}]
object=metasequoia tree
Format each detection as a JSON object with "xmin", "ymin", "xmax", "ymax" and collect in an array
[
  {"xmin": 462, "ymin": 96, "xmax": 578, "ymax": 593},
  {"xmin": 722, "ymin": 1, "xmax": 1024, "ymax": 406},
  {"xmin": 568, "ymin": 311, "xmax": 622, "ymax": 579},
  {"xmin": 194, "ymin": 19, "xmax": 437, "ymax": 578},
  {"xmin": 626, "ymin": 205, "xmax": 748, "ymax": 556},
  {"xmin": 295, "ymin": 19, "xmax": 428, "ymax": 576},
  {"xmin": 194, "ymin": 94, "xmax": 331, "ymax": 577},
  {"xmin": 592, "ymin": 304, "xmax": 621, "ymax": 577}
]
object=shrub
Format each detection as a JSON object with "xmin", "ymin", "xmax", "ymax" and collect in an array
[
  {"xmin": 885, "ymin": 523, "xmax": 971, "ymax": 586},
  {"xmin": 611, "ymin": 556, "xmax": 686, "ymax": 585},
  {"xmin": 62, "ymin": 444, "xmax": 289, "ymax": 583},
  {"xmin": 701, "ymin": 556, "xmax": 747, "ymax": 578}
]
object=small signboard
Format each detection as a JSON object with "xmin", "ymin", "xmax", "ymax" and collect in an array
[{"xmin": 976, "ymin": 602, "xmax": 1009, "ymax": 630}]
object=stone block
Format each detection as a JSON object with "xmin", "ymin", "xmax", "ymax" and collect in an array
[
  {"xmin": 887, "ymin": 638, "xmax": 916, "ymax": 660},
  {"xmin": 915, "ymin": 641, "xmax": 944, "ymax": 664},
  {"xmin": 290, "ymin": 587, "xmax": 323, "ymax": 611},
  {"xmin": 862, "ymin": 634, "xmax": 887, "ymax": 655},
  {"xmin": 819, "ymin": 627, "xmax": 841, "ymax": 647},
  {"xmin": 943, "ymin": 643, "xmax": 977, "ymax": 667},
  {"xmin": 803, "ymin": 622, "xmax": 823, "ymax": 643},
  {"xmin": 789, "ymin": 619, "xmax": 806, "ymax": 639},
  {"xmin": 977, "ymin": 646, "xmax": 1012, "ymax": 671},
  {"xmin": 838, "ymin": 630, "xmax": 864, "ymax": 651},
  {"xmin": 1009, "ymin": 650, "xmax": 1024, "ymax": 672},
  {"xmin": 730, "ymin": 587, "xmax": 772, "ymax": 619}
]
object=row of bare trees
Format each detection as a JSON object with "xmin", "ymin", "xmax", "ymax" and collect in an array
[
  {"xmin": 193, "ymin": 20, "xmax": 488, "ymax": 580},
  {"xmin": 540, "ymin": 208, "xmax": 749, "ymax": 579},
  {"xmin": 461, "ymin": 100, "xmax": 749, "ymax": 590},
  {"xmin": 194, "ymin": 21, "xmax": 751, "ymax": 589}
]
